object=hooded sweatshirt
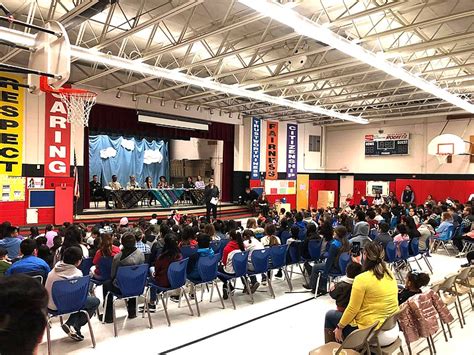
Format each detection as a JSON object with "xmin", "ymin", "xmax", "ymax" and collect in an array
[
  {"xmin": 45, "ymin": 261, "xmax": 82, "ymax": 310},
  {"xmin": 329, "ymin": 275, "xmax": 355, "ymax": 311}
]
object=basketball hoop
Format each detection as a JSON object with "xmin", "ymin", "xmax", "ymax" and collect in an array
[
  {"xmin": 435, "ymin": 153, "xmax": 450, "ymax": 165},
  {"xmin": 40, "ymin": 76, "xmax": 96, "ymax": 127}
]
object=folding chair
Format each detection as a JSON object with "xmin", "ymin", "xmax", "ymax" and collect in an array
[
  {"xmin": 454, "ymin": 266, "xmax": 474, "ymax": 315},
  {"xmin": 309, "ymin": 322, "xmax": 379, "ymax": 355},
  {"xmin": 369, "ymin": 311, "xmax": 404, "ymax": 355},
  {"xmin": 188, "ymin": 253, "xmax": 225, "ymax": 317},
  {"xmin": 103, "ymin": 264, "xmax": 151, "ymax": 337},
  {"xmin": 269, "ymin": 245, "xmax": 292, "ymax": 292},
  {"xmin": 435, "ymin": 274, "xmax": 464, "ymax": 330},
  {"xmin": 433, "ymin": 225, "xmax": 455, "ymax": 255},
  {"xmin": 146, "ymin": 258, "xmax": 194, "ymax": 326},
  {"xmin": 217, "ymin": 251, "xmax": 252, "ymax": 309},
  {"xmin": 46, "ymin": 276, "xmax": 95, "ymax": 355}
]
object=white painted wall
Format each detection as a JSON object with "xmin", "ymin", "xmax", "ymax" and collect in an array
[
  {"xmin": 325, "ymin": 117, "xmax": 474, "ymax": 174},
  {"xmin": 235, "ymin": 117, "xmax": 322, "ymax": 173}
]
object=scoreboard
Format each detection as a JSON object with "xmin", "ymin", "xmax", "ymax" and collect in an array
[{"xmin": 365, "ymin": 132, "xmax": 409, "ymax": 156}]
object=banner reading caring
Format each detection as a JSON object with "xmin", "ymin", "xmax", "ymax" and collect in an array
[
  {"xmin": 286, "ymin": 123, "xmax": 298, "ymax": 179},
  {"xmin": 250, "ymin": 117, "xmax": 261, "ymax": 179},
  {"xmin": 266, "ymin": 121, "xmax": 278, "ymax": 180},
  {"xmin": 0, "ymin": 73, "xmax": 24, "ymax": 176},
  {"xmin": 44, "ymin": 92, "xmax": 71, "ymax": 177}
]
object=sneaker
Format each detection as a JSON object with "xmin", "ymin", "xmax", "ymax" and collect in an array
[
  {"xmin": 98, "ymin": 314, "xmax": 113, "ymax": 324},
  {"xmin": 275, "ymin": 270, "xmax": 283, "ymax": 278},
  {"xmin": 74, "ymin": 329, "xmax": 85, "ymax": 341},
  {"xmin": 139, "ymin": 304, "xmax": 156, "ymax": 313},
  {"xmin": 250, "ymin": 282, "xmax": 260, "ymax": 294},
  {"xmin": 189, "ymin": 293, "xmax": 195, "ymax": 300},
  {"xmin": 223, "ymin": 287, "xmax": 229, "ymax": 300},
  {"xmin": 261, "ymin": 279, "xmax": 267, "ymax": 286},
  {"xmin": 316, "ymin": 289, "xmax": 328, "ymax": 297},
  {"xmin": 170, "ymin": 295, "xmax": 180, "ymax": 303},
  {"xmin": 61, "ymin": 324, "xmax": 83, "ymax": 341}
]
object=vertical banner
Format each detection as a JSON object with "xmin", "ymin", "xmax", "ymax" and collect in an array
[
  {"xmin": 44, "ymin": 92, "xmax": 71, "ymax": 176},
  {"xmin": 286, "ymin": 123, "xmax": 298, "ymax": 179},
  {"xmin": 266, "ymin": 121, "xmax": 278, "ymax": 180},
  {"xmin": 250, "ymin": 117, "xmax": 261, "ymax": 179},
  {"xmin": 0, "ymin": 73, "xmax": 24, "ymax": 176}
]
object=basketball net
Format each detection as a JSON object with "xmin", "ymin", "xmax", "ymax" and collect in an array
[{"xmin": 435, "ymin": 154, "xmax": 450, "ymax": 165}]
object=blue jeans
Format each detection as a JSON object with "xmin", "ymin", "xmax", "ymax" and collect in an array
[
  {"xmin": 65, "ymin": 296, "xmax": 100, "ymax": 331},
  {"xmin": 324, "ymin": 309, "xmax": 358, "ymax": 338}
]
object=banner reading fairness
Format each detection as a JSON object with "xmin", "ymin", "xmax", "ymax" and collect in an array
[
  {"xmin": 250, "ymin": 117, "xmax": 261, "ymax": 179},
  {"xmin": 0, "ymin": 73, "xmax": 24, "ymax": 176},
  {"xmin": 266, "ymin": 121, "xmax": 278, "ymax": 180},
  {"xmin": 286, "ymin": 123, "xmax": 298, "ymax": 179}
]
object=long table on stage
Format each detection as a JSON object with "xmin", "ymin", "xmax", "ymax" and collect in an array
[{"xmin": 110, "ymin": 188, "xmax": 205, "ymax": 209}]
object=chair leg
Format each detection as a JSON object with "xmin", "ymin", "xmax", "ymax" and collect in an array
[
  {"xmin": 214, "ymin": 280, "xmax": 225, "ymax": 309},
  {"xmin": 298, "ymin": 263, "xmax": 309, "ymax": 284},
  {"xmin": 283, "ymin": 267, "xmax": 293, "ymax": 291},
  {"xmin": 439, "ymin": 317, "xmax": 448, "ymax": 342},
  {"xmin": 46, "ymin": 317, "xmax": 52, "ymax": 355},
  {"xmin": 423, "ymin": 255, "xmax": 433, "ymax": 273},
  {"xmin": 145, "ymin": 296, "xmax": 153, "ymax": 329},
  {"xmin": 82, "ymin": 310, "xmax": 96, "ymax": 348},
  {"xmin": 160, "ymin": 293, "xmax": 170, "ymax": 326},
  {"xmin": 112, "ymin": 299, "xmax": 118, "ymax": 337},
  {"xmin": 453, "ymin": 302, "xmax": 463, "ymax": 328},
  {"xmin": 267, "ymin": 275, "xmax": 275, "ymax": 299},
  {"xmin": 457, "ymin": 296, "xmax": 466, "ymax": 325},
  {"xmin": 414, "ymin": 257, "xmax": 422, "ymax": 271},
  {"xmin": 102, "ymin": 292, "xmax": 109, "ymax": 324},
  {"xmin": 193, "ymin": 284, "xmax": 201, "ymax": 317},
  {"xmin": 182, "ymin": 287, "xmax": 194, "ymax": 316},
  {"xmin": 228, "ymin": 280, "xmax": 236, "ymax": 310},
  {"xmin": 243, "ymin": 277, "xmax": 254, "ymax": 304},
  {"xmin": 209, "ymin": 282, "xmax": 214, "ymax": 302},
  {"xmin": 446, "ymin": 319, "xmax": 453, "ymax": 338}
]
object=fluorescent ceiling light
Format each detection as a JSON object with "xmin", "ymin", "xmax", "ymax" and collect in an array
[
  {"xmin": 238, "ymin": 0, "xmax": 474, "ymax": 114},
  {"xmin": 138, "ymin": 114, "xmax": 209, "ymax": 131},
  {"xmin": 0, "ymin": 27, "xmax": 368, "ymax": 124}
]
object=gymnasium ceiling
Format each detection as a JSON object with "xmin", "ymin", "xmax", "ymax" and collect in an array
[{"xmin": 1, "ymin": 0, "xmax": 474, "ymax": 125}]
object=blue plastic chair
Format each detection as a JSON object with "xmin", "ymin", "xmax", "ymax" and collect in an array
[
  {"xmin": 188, "ymin": 253, "xmax": 224, "ymax": 316},
  {"xmin": 315, "ymin": 252, "xmax": 351, "ymax": 297},
  {"xmin": 46, "ymin": 276, "xmax": 95, "ymax": 354},
  {"xmin": 147, "ymin": 258, "xmax": 193, "ymax": 325},
  {"xmin": 248, "ymin": 248, "xmax": 274, "ymax": 299},
  {"xmin": 210, "ymin": 240, "xmax": 221, "ymax": 254},
  {"xmin": 390, "ymin": 217, "xmax": 398, "ymax": 230},
  {"xmin": 180, "ymin": 245, "xmax": 198, "ymax": 258},
  {"xmin": 298, "ymin": 228, "xmax": 307, "ymax": 241},
  {"xmin": 408, "ymin": 238, "xmax": 424, "ymax": 271},
  {"xmin": 103, "ymin": 264, "xmax": 151, "ymax": 337},
  {"xmin": 307, "ymin": 240, "xmax": 322, "ymax": 260},
  {"xmin": 269, "ymin": 245, "xmax": 292, "ymax": 292},
  {"xmin": 80, "ymin": 257, "xmax": 93, "ymax": 276},
  {"xmin": 91, "ymin": 256, "xmax": 113, "ymax": 286},
  {"xmin": 286, "ymin": 240, "xmax": 309, "ymax": 285},
  {"xmin": 218, "ymin": 239, "xmax": 230, "ymax": 255},
  {"xmin": 280, "ymin": 230, "xmax": 291, "ymax": 244},
  {"xmin": 217, "ymin": 251, "xmax": 251, "ymax": 309}
]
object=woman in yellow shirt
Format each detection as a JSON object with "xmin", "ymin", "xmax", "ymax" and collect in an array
[{"xmin": 332, "ymin": 241, "xmax": 399, "ymax": 344}]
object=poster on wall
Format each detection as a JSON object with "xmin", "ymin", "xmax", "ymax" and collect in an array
[
  {"xmin": 0, "ymin": 73, "xmax": 24, "ymax": 176},
  {"xmin": 44, "ymin": 91, "xmax": 71, "ymax": 177},
  {"xmin": 366, "ymin": 181, "xmax": 390, "ymax": 196},
  {"xmin": 266, "ymin": 121, "xmax": 278, "ymax": 180},
  {"xmin": 286, "ymin": 123, "xmax": 298, "ymax": 179},
  {"xmin": 0, "ymin": 175, "xmax": 25, "ymax": 202},
  {"xmin": 265, "ymin": 180, "xmax": 296, "ymax": 195},
  {"xmin": 250, "ymin": 117, "xmax": 261, "ymax": 179},
  {"xmin": 27, "ymin": 177, "xmax": 45, "ymax": 189}
]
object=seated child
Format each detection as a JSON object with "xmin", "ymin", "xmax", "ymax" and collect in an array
[
  {"xmin": 393, "ymin": 224, "xmax": 410, "ymax": 257},
  {"xmin": 0, "ymin": 248, "xmax": 11, "ymax": 276},
  {"xmin": 398, "ymin": 270, "xmax": 431, "ymax": 304},
  {"xmin": 187, "ymin": 233, "xmax": 214, "ymax": 282},
  {"xmin": 329, "ymin": 262, "xmax": 363, "ymax": 312}
]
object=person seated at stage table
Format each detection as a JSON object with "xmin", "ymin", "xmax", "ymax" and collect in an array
[
  {"xmin": 195, "ymin": 175, "xmax": 205, "ymax": 189},
  {"xmin": 240, "ymin": 187, "xmax": 259, "ymax": 208},
  {"xmin": 89, "ymin": 175, "xmax": 104, "ymax": 202},
  {"xmin": 144, "ymin": 176, "xmax": 153, "ymax": 189},
  {"xmin": 157, "ymin": 176, "xmax": 169, "ymax": 188},
  {"xmin": 126, "ymin": 175, "xmax": 140, "ymax": 190},
  {"xmin": 183, "ymin": 176, "xmax": 196, "ymax": 204},
  {"xmin": 183, "ymin": 176, "xmax": 195, "ymax": 189},
  {"xmin": 108, "ymin": 175, "xmax": 122, "ymax": 190}
]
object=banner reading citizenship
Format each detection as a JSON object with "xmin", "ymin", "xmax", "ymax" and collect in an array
[
  {"xmin": 0, "ymin": 73, "xmax": 24, "ymax": 176},
  {"xmin": 286, "ymin": 123, "xmax": 298, "ymax": 179},
  {"xmin": 250, "ymin": 117, "xmax": 261, "ymax": 179},
  {"xmin": 266, "ymin": 121, "xmax": 278, "ymax": 180}
]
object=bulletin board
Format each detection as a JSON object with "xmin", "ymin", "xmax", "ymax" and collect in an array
[
  {"xmin": 0, "ymin": 176, "xmax": 25, "ymax": 202},
  {"xmin": 265, "ymin": 180, "xmax": 296, "ymax": 195},
  {"xmin": 29, "ymin": 190, "xmax": 55, "ymax": 208}
]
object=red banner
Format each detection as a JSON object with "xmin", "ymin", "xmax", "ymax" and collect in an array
[
  {"xmin": 266, "ymin": 121, "xmax": 278, "ymax": 180},
  {"xmin": 44, "ymin": 92, "xmax": 71, "ymax": 176}
]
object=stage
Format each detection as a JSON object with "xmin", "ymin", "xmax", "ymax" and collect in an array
[{"xmin": 74, "ymin": 202, "xmax": 253, "ymax": 225}]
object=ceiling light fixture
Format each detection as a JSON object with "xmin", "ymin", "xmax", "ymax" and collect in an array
[
  {"xmin": 0, "ymin": 27, "xmax": 368, "ymax": 124},
  {"xmin": 132, "ymin": 93, "xmax": 137, "ymax": 102},
  {"xmin": 238, "ymin": 0, "xmax": 474, "ymax": 114},
  {"xmin": 146, "ymin": 96, "xmax": 151, "ymax": 104}
]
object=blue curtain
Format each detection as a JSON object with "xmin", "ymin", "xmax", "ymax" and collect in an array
[{"xmin": 89, "ymin": 135, "xmax": 169, "ymax": 187}]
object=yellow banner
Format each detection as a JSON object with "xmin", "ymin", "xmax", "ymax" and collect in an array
[{"xmin": 0, "ymin": 73, "xmax": 24, "ymax": 176}]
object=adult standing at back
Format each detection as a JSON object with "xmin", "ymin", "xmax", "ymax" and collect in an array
[
  {"xmin": 331, "ymin": 241, "xmax": 399, "ymax": 344},
  {"xmin": 205, "ymin": 178, "xmax": 220, "ymax": 222},
  {"xmin": 401, "ymin": 185, "xmax": 415, "ymax": 205}
]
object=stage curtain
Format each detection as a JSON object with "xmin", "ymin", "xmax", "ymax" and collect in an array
[{"xmin": 88, "ymin": 135, "xmax": 169, "ymax": 188}]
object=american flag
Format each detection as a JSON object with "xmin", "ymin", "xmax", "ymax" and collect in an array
[{"xmin": 73, "ymin": 150, "xmax": 80, "ymax": 200}]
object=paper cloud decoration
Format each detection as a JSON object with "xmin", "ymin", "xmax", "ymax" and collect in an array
[
  {"xmin": 100, "ymin": 147, "xmax": 117, "ymax": 159},
  {"xmin": 121, "ymin": 138, "xmax": 135, "ymax": 151},
  {"xmin": 143, "ymin": 149, "xmax": 163, "ymax": 165}
]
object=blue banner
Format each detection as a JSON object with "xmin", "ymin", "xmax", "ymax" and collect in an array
[
  {"xmin": 251, "ymin": 117, "xmax": 261, "ymax": 179},
  {"xmin": 286, "ymin": 123, "xmax": 298, "ymax": 179}
]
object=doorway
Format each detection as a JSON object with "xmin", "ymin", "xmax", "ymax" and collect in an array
[{"xmin": 339, "ymin": 175, "xmax": 354, "ymax": 207}]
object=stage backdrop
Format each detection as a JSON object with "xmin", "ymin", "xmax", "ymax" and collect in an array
[{"xmin": 89, "ymin": 135, "xmax": 169, "ymax": 187}]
